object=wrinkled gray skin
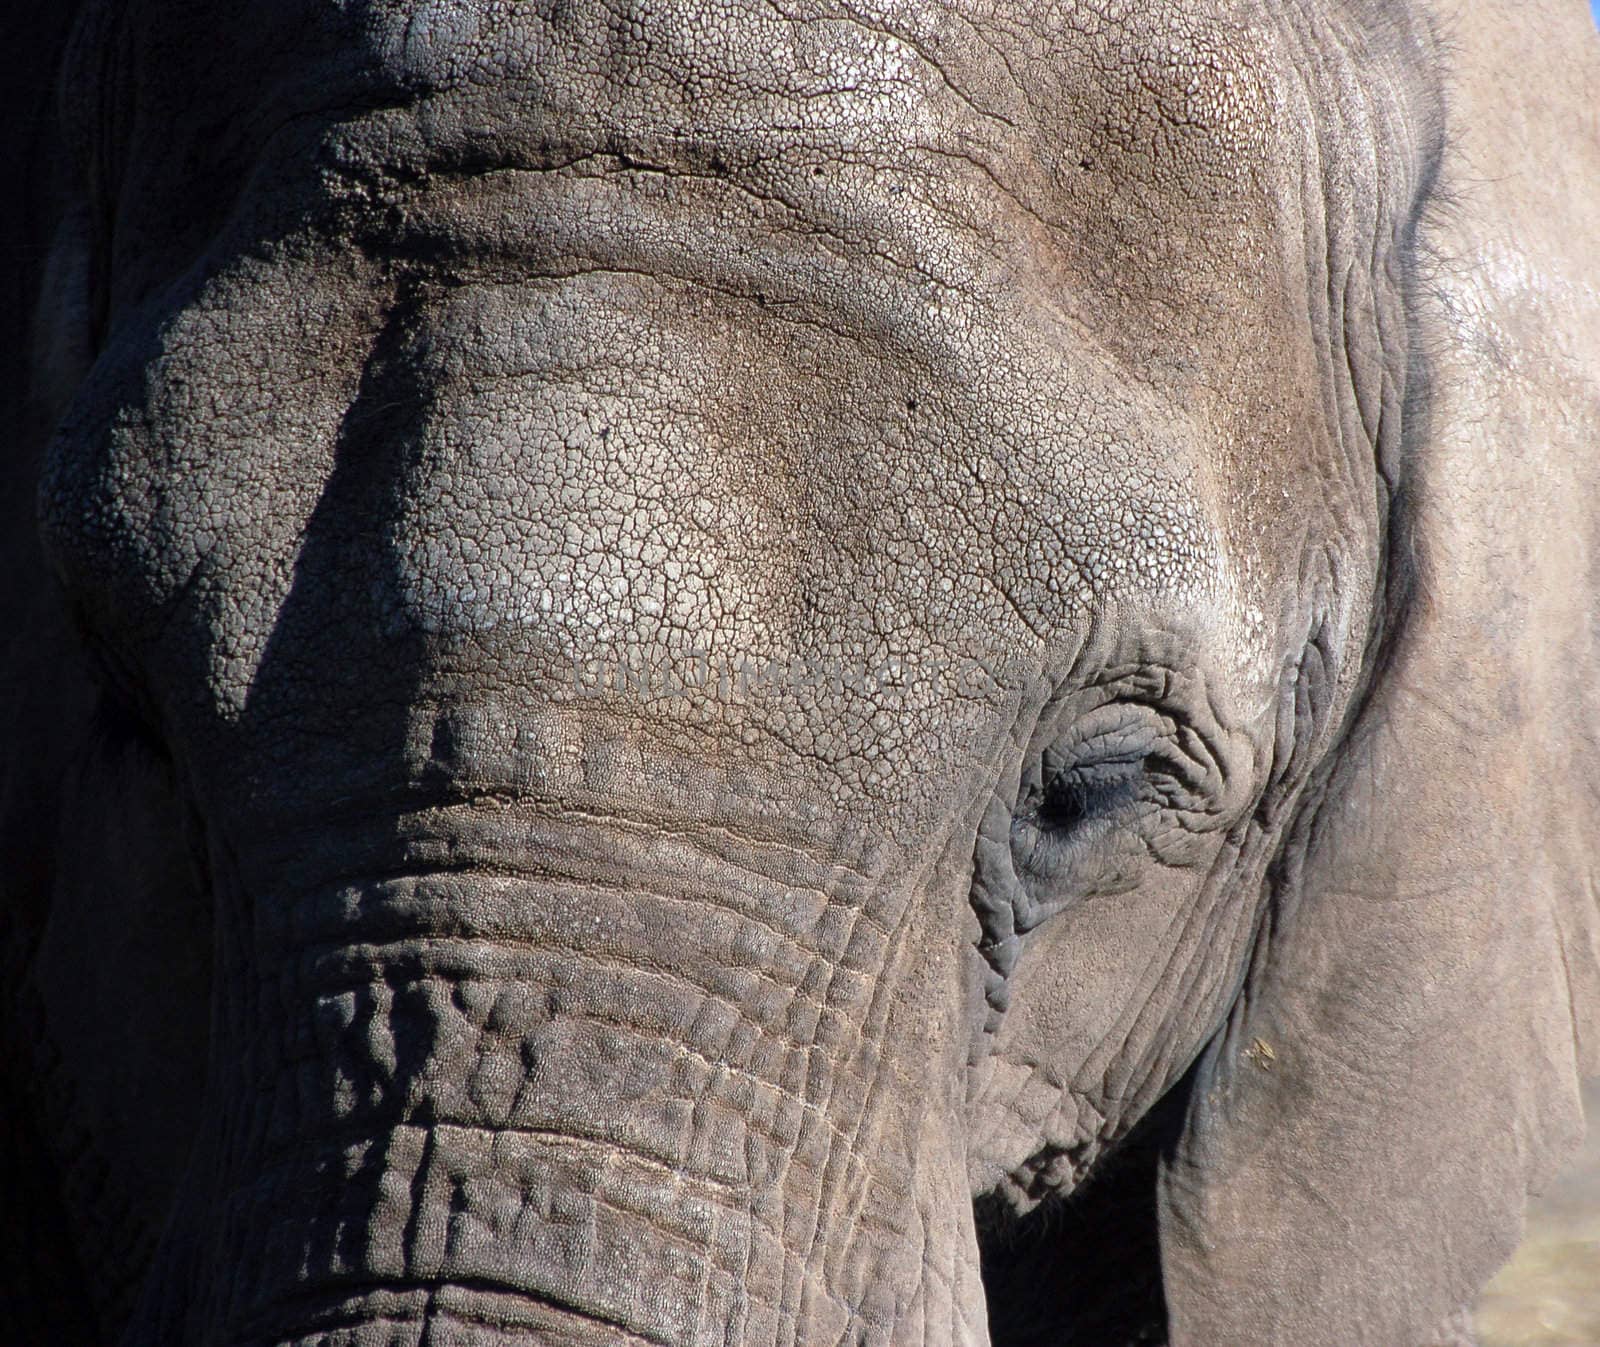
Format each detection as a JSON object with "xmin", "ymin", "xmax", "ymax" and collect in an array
[{"xmin": 3, "ymin": 1, "xmax": 1599, "ymax": 1344}]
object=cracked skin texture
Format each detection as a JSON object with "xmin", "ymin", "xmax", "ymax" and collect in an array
[{"xmin": 2, "ymin": 1, "xmax": 1598, "ymax": 1345}]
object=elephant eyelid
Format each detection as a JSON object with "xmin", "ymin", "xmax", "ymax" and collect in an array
[{"xmin": 1019, "ymin": 699, "xmax": 1230, "ymax": 838}]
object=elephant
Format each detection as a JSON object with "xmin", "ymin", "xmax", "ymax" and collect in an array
[{"xmin": 3, "ymin": 0, "xmax": 1598, "ymax": 1343}]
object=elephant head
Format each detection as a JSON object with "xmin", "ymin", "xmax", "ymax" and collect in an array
[{"xmin": 3, "ymin": 1, "xmax": 1598, "ymax": 1344}]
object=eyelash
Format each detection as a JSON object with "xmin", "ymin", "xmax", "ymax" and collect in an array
[{"xmin": 1033, "ymin": 760, "xmax": 1148, "ymax": 835}]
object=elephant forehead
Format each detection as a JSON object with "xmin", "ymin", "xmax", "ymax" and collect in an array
[
  {"xmin": 87, "ymin": 0, "xmax": 1324, "ymax": 600},
  {"xmin": 51, "ymin": 0, "xmax": 1358, "ymax": 812},
  {"xmin": 93, "ymin": 0, "xmax": 1296, "ymax": 351},
  {"xmin": 321, "ymin": 0, "xmax": 1290, "ymax": 309},
  {"xmin": 47, "ymin": 244, "xmax": 1233, "ymax": 707},
  {"xmin": 338, "ymin": 0, "xmax": 1281, "ymax": 160},
  {"xmin": 369, "ymin": 274, "xmax": 1226, "ymax": 654}
]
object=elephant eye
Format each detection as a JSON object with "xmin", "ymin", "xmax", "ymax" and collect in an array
[
  {"xmin": 992, "ymin": 694, "xmax": 1239, "ymax": 931},
  {"xmin": 1033, "ymin": 755, "xmax": 1147, "ymax": 835},
  {"xmin": 1011, "ymin": 745, "xmax": 1153, "ymax": 884}
]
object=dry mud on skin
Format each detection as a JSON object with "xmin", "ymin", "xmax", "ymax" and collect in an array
[{"xmin": 1477, "ymin": 1083, "xmax": 1600, "ymax": 1346}]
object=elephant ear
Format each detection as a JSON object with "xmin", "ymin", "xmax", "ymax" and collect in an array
[{"xmin": 1158, "ymin": 3, "xmax": 1600, "ymax": 1344}]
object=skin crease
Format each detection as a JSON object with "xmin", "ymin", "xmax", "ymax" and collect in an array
[{"xmin": 0, "ymin": 2, "xmax": 1596, "ymax": 1347}]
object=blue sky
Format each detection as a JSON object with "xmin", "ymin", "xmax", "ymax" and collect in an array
[{"xmin": 1593, "ymin": 0, "xmax": 1599, "ymax": 30}]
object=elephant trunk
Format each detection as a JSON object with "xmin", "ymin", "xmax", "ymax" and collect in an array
[{"xmin": 123, "ymin": 803, "xmax": 985, "ymax": 1347}]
